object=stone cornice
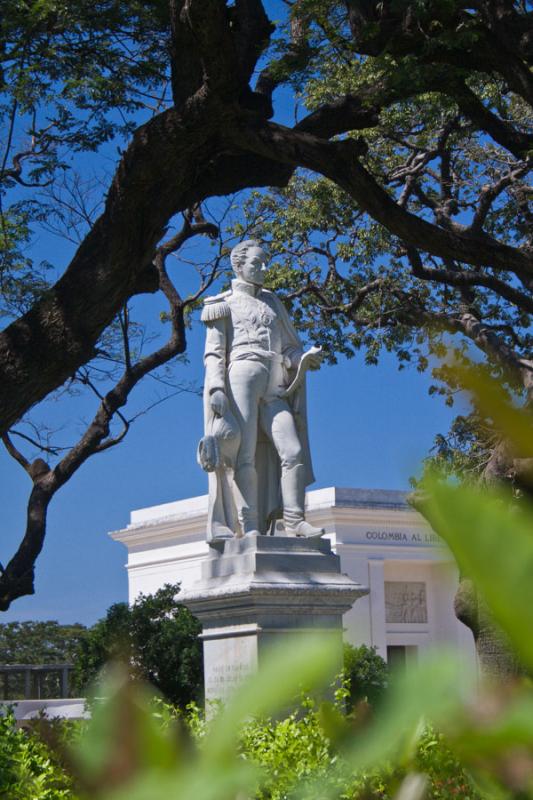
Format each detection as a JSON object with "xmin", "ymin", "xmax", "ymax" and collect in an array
[
  {"xmin": 109, "ymin": 486, "xmax": 432, "ymax": 552},
  {"xmin": 110, "ymin": 519, "xmax": 207, "ymax": 548}
]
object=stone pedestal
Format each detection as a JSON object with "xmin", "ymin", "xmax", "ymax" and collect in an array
[{"xmin": 179, "ymin": 535, "xmax": 368, "ymax": 704}]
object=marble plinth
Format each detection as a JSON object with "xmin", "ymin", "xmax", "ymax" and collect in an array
[{"xmin": 178, "ymin": 534, "xmax": 368, "ymax": 704}]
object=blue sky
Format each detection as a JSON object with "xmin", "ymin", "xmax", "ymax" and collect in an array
[{"xmin": 0, "ymin": 0, "xmax": 467, "ymax": 626}]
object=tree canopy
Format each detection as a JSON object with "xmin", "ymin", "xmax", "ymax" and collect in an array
[
  {"xmin": 0, "ymin": 620, "xmax": 86, "ymax": 663},
  {"xmin": 0, "ymin": 619, "xmax": 87, "ymax": 698},
  {"xmin": 0, "ymin": 0, "xmax": 531, "ymax": 610}
]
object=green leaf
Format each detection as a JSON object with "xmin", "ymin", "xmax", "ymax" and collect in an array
[
  {"xmin": 71, "ymin": 665, "xmax": 183, "ymax": 785},
  {"xmin": 292, "ymin": 649, "xmax": 472, "ymax": 800},
  {"xmin": 81, "ymin": 635, "xmax": 340, "ymax": 800},
  {"xmin": 344, "ymin": 649, "xmax": 469, "ymax": 770},
  {"xmin": 424, "ymin": 478, "xmax": 533, "ymax": 670},
  {"xmin": 204, "ymin": 633, "xmax": 340, "ymax": 763},
  {"xmin": 450, "ymin": 363, "xmax": 533, "ymax": 459},
  {"xmin": 453, "ymin": 691, "xmax": 533, "ymax": 758}
]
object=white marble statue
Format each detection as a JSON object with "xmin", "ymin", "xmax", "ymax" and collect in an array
[{"xmin": 198, "ymin": 240, "xmax": 324, "ymax": 543}]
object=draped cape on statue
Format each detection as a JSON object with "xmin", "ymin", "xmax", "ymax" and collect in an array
[{"xmin": 201, "ymin": 290, "xmax": 315, "ymax": 542}]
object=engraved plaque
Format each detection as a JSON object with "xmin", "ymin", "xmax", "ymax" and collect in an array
[
  {"xmin": 204, "ymin": 660, "xmax": 255, "ymax": 700},
  {"xmin": 385, "ymin": 581, "xmax": 427, "ymax": 623},
  {"xmin": 203, "ymin": 635, "xmax": 257, "ymax": 703}
]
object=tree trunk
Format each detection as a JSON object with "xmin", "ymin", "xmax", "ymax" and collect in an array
[{"xmin": 454, "ymin": 578, "xmax": 521, "ymax": 679}]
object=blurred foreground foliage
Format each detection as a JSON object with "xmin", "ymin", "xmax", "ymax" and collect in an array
[
  {"xmin": 0, "ymin": 670, "xmax": 480, "ymax": 800},
  {"xmin": 0, "ymin": 639, "xmax": 529, "ymax": 800},
  {"xmin": 4, "ymin": 364, "xmax": 533, "ymax": 799}
]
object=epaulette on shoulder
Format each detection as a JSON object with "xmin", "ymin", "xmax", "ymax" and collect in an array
[{"xmin": 201, "ymin": 290, "xmax": 231, "ymax": 323}]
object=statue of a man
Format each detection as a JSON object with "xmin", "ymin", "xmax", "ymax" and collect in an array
[{"xmin": 198, "ymin": 240, "xmax": 324, "ymax": 543}]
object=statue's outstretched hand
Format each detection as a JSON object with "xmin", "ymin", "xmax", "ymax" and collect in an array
[
  {"xmin": 210, "ymin": 389, "xmax": 228, "ymax": 417},
  {"xmin": 300, "ymin": 346, "xmax": 323, "ymax": 372},
  {"xmin": 280, "ymin": 346, "xmax": 323, "ymax": 398}
]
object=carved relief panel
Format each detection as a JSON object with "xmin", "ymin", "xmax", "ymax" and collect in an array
[{"xmin": 385, "ymin": 581, "xmax": 428, "ymax": 624}]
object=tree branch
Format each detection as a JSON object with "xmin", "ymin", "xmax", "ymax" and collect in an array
[
  {"xmin": 1, "ymin": 433, "xmax": 31, "ymax": 474},
  {"xmin": 0, "ymin": 214, "xmax": 218, "ymax": 610},
  {"xmin": 235, "ymin": 120, "xmax": 533, "ymax": 277},
  {"xmin": 232, "ymin": 0, "xmax": 275, "ymax": 87},
  {"xmin": 450, "ymin": 81, "xmax": 533, "ymax": 160},
  {"xmin": 471, "ymin": 162, "xmax": 532, "ymax": 232},
  {"xmin": 406, "ymin": 249, "xmax": 533, "ymax": 316}
]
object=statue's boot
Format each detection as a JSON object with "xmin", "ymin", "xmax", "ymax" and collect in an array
[
  {"xmin": 234, "ymin": 465, "xmax": 261, "ymax": 537},
  {"xmin": 211, "ymin": 523, "xmax": 234, "ymax": 541},
  {"xmin": 282, "ymin": 464, "xmax": 324, "ymax": 537}
]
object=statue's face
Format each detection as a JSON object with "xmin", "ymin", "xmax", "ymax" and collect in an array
[{"xmin": 237, "ymin": 245, "xmax": 269, "ymax": 286}]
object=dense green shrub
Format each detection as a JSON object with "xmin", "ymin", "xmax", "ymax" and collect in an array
[
  {"xmin": 343, "ymin": 644, "xmax": 388, "ymax": 709},
  {"xmin": 174, "ymin": 694, "xmax": 479, "ymax": 800},
  {"xmin": 239, "ymin": 701, "xmax": 332, "ymax": 799},
  {"xmin": 0, "ymin": 693, "xmax": 483, "ymax": 800},
  {"xmin": 237, "ymin": 701, "xmax": 480, "ymax": 800},
  {"xmin": 0, "ymin": 709, "xmax": 75, "ymax": 800},
  {"xmin": 72, "ymin": 583, "xmax": 202, "ymax": 707},
  {"xmin": 415, "ymin": 728, "xmax": 481, "ymax": 800}
]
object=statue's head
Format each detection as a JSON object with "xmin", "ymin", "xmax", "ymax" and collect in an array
[{"xmin": 230, "ymin": 240, "xmax": 269, "ymax": 286}]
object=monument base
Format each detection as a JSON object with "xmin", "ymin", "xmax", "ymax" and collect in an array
[{"xmin": 179, "ymin": 534, "xmax": 368, "ymax": 704}]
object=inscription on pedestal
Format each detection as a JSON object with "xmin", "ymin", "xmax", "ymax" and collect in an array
[
  {"xmin": 205, "ymin": 661, "xmax": 254, "ymax": 698},
  {"xmin": 203, "ymin": 633, "xmax": 257, "ymax": 703},
  {"xmin": 385, "ymin": 581, "xmax": 427, "ymax": 623}
]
